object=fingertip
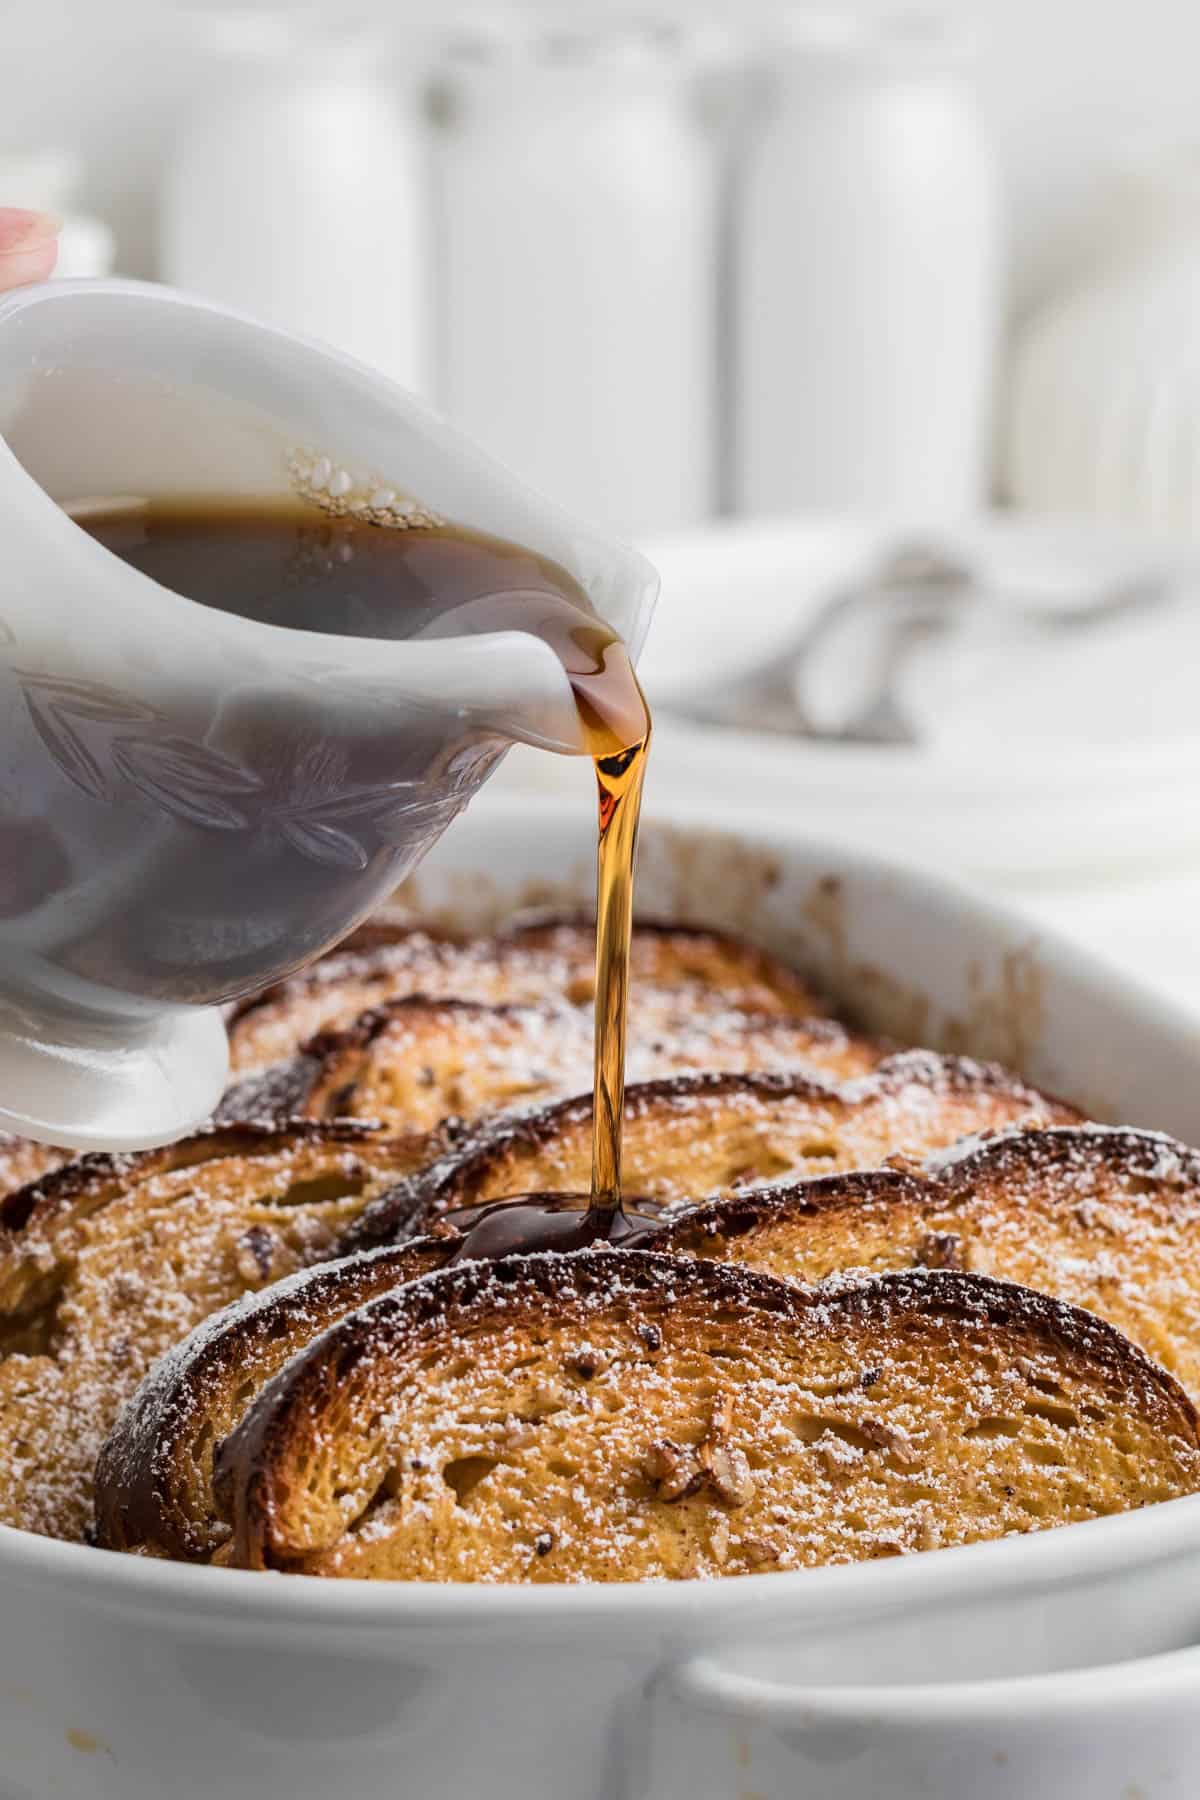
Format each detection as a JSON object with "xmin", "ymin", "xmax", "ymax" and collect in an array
[
  {"xmin": 0, "ymin": 208, "xmax": 62, "ymax": 255},
  {"xmin": 0, "ymin": 238, "xmax": 60, "ymax": 290}
]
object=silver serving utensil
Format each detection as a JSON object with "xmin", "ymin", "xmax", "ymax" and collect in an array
[{"xmin": 676, "ymin": 541, "xmax": 1169, "ymax": 745}]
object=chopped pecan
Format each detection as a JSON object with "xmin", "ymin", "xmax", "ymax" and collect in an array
[
  {"xmin": 914, "ymin": 1231, "xmax": 965, "ymax": 1271},
  {"xmin": 571, "ymin": 1346, "xmax": 608, "ymax": 1380},
  {"xmin": 697, "ymin": 1395, "xmax": 754, "ymax": 1506},
  {"xmin": 235, "ymin": 1224, "xmax": 279, "ymax": 1287},
  {"xmin": 860, "ymin": 1417, "xmax": 920, "ymax": 1468},
  {"xmin": 700, "ymin": 1438, "xmax": 753, "ymax": 1506},
  {"xmin": 741, "ymin": 1535, "xmax": 783, "ymax": 1568},
  {"xmin": 642, "ymin": 1438, "xmax": 701, "ymax": 1501}
]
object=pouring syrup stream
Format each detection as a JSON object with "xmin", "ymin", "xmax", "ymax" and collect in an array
[
  {"xmin": 71, "ymin": 494, "xmax": 653, "ymax": 1255},
  {"xmin": 589, "ymin": 732, "xmax": 649, "ymax": 1213},
  {"xmin": 445, "ymin": 651, "xmax": 654, "ymax": 1259}
]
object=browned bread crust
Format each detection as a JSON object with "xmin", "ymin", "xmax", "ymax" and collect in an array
[
  {"xmin": 0, "ymin": 1132, "xmax": 72, "ymax": 1200},
  {"xmin": 343, "ymin": 1053, "xmax": 1079, "ymax": 1249},
  {"xmin": 226, "ymin": 917, "xmax": 827, "ymax": 1075},
  {"xmin": 219, "ymin": 995, "xmax": 881, "ymax": 1132},
  {"xmin": 652, "ymin": 1126, "xmax": 1200, "ymax": 1398},
  {"xmin": 214, "ymin": 1253, "xmax": 1200, "ymax": 1580},
  {"xmin": 96, "ymin": 1237, "xmax": 456, "ymax": 1560},
  {"xmin": 0, "ymin": 1124, "xmax": 433, "ymax": 1541}
]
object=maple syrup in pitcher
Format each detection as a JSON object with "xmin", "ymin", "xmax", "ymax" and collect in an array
[{"xmin": 77, "ymin": 497, "xmax": 651, "ymax": 1244}]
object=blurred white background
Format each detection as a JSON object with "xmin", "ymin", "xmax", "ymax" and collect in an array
[
  {"xmin": 8, "ymin": 0, "xmax": 1200, "ymax": 999},
  {"xmin": 3, "ymin": 0, "xmax": 1198, "ymax": 315}
]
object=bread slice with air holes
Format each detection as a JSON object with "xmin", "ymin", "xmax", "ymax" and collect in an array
[
  {"xmin": 226, "ymin": 916, "xmax": 828, "ymax": 1076},
  {"xmin": 96, "ymin": 1235, "xmax": 458, "ymax": 1559},
  {"xmin": 0, "ymin": 1123, "xmax": 432, "ymax": 1542},
  {"xmin": 654, "ymin": 1126, "xmax": 1200, "ymax": 1399},
  {"xmin": 219, "ymin": 994, "xmax": 882, "ymax": 1132},
  {"xmin": 201, "ymin": 1253, "xmax": 1200, "ymax": 1580},
  {"xmin": 341, "ymin": 1051, "xmax": 1080, "ymax": 1250}
]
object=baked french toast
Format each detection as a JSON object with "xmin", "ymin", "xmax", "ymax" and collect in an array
[
  {"xmin": 0, "ymin": 1132, "xmax": 71, "ymax": 1197},
  {"xmin": 208, "ymin": 1254, "xmax": 1200, "ymax": 1580},
  {"xmin": 227, "ymin": 917, "xmax": 827, "ymax": 1075},
  {"xmin": 221, "ymin": 995, "xmax": 881, "ymax": 1132},
  {"xmin": 12, "ymin": 898, "xmax": 1200, "ymax": 1588},
  {"xmin": 655, "ymin": 1127, "xmax": 1200, "ymax": 1397},
  {"xmin": 343, "ymin": 1052, "xmax": 1078, "ymax": 1248},
  {"xmin": 0, "ymin": 1124, "xmax": 429, "ymax": 1540},
  {"xmin": 96, "ymin": 1237, "xmax": 457, "ymax": 1559}
]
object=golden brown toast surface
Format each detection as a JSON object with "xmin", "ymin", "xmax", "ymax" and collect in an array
[
  {"xmin": 96, "ymin": 1238, "xmax": 455, "ymax": 1560},
  {"xmin": 227, "ymin": 918, "xmax": 826, "ymax": 1075},
  {"xmin": 222, "ymin": 996, "xmax": 880, "ymax": 1134},
  {"xmin": 345, "ymin": 1053, "xmax": 1078, "ymax": 1248},
  {"xmin": 0, "ymin": 1132, "xmax": 72, "ymax": 1200},
  {"xmin": 654, "ymin": 1127, "xmax": 1200, "ymax": 1397},
  {"xmin": 0, "ymin": 1125, "xmax": 429, "ymax": 1540},
  {"xmin": 216, "ymin": 1254, "xmax": 1200, "ymax": 1581}
]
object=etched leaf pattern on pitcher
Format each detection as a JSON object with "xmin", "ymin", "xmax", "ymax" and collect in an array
[{"xmin": 11, "ymin": 665, "xmax": 473, "ymax": 865}]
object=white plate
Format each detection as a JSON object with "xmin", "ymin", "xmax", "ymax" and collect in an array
[
  {"xmin": 6, "ymin": 799, "xmax": 1200, "ymax": 1800},
  {"xmin": 622, "ymin": 512, "xmax": 1200, "ymax": 883}
]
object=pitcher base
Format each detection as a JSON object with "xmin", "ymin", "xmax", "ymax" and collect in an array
[{"xmin": 0, "ymin": 996, "xmax": 228, "ymax": 1153}]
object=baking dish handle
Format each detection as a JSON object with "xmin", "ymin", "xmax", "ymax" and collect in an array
[{"xmin": 628, "ymin": 1643, "xmax": 1200, "ymax": 1800}]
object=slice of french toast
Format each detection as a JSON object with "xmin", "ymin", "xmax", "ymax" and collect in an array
[
  {"xmin": 654, "ymin": 1127, "xmax": 1200, "ymax": 1397},
  {"xmin": 210, "ymin": 1254, "xmax": 1200, "ymax": 1580},
  {"xmin": 0, "ymin": 1124, "xmax": 432, "ymax": 1541},
  {"xmin": 96, "ymin": 1237, "xmax": 457, "ymax": 1559},
  {"xmin": 343, "ymin": 1052, "xmax": 1079, "ymax": 1248},
  {"xmin": 226, "ymin": 917, "xmax": 827, "ymax": 1075},
  {"xmin": 220, "ymin": 995, "xmax": 881, "ymax": 1132}
]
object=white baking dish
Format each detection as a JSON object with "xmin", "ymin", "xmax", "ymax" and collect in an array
[{"xmin": 5, "ymin": 797, "xmax": 1200, "ymax": 1800}]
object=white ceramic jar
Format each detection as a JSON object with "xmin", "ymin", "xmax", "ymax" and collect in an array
[
  {"xmin": 161, "ymin": 11, "xmax": 430, "ymax": 394},
  {"xmin": 735, "ymin": 13, "xmax": 1000, "ymax": 517},
  {"xmin": 432, "ymin": 25, "xmax": 718, "ymax": 537},
  {"xmin": 1003, "ymin": 143, "xmax": 1200, "ymax": 537}
]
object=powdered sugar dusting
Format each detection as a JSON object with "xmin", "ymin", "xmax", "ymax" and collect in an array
[
  {"xmin": 224, "ymin": 1255, "xmax": 1200, "ymax": 1582},
  {"xmin": 0, "ymin": 1130, "xmax": 425, "ymax": 1540}
]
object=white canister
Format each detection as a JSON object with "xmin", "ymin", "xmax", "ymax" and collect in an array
[
  {"xmin": 432, "ymin": 25, "xmax": 719, "ymax": 537},
  {"xmin": 1003, "ymin": 142, "xmax": 1200, "ymax": 538},
  {"xmin": 161, "ymin": 10, "xmax": 430, "ymax": 395},
  {"xmin": 734, "ymin": 13, "xmax": 1001, "ymax": 518}
]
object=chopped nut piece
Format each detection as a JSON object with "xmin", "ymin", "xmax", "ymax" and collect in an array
[
  {"xmin": 571, "ymin": 1347, "xmax": 608, "ymax": 1380},
  {"xmin": 642, "ymin": 1438, "xmax": 701, "ymax": 1501},
  {"xmin": 709, "ymin": 1517, "xmax": 731, "ymax": 1566},
  {"xmin": 914, "ymin": 1231, "xmax": 965, "ymax": 1271},
  {"xmin": 860, "ymin": 1366, "xmax": 883, "ymax": 1390},
  {"xmin": 638, "ymin": 1323, "xmax": 663, "ymax": 1352},
  {"xmin": 534, "ymin": 1530, "xmax": 555, "ymax": 1557},
  {"xmin": 741, "ymin": 1535, "xmax": 783, "ymax": 1568},
  {"xmin": 860, "ymin": 1417, "xmax": 920, "ymax": 1467},
  {"xmin": 234, "ymin": 1225, "xmax": 279, "ymax": 1287},
  {"xmin": 700, "ymin": 1437, "xmax": 754, "ymax": 1507}
]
